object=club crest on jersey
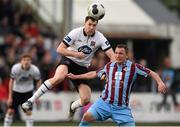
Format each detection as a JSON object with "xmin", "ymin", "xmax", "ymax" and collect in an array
[
  {"xmin": 64, "ymin": 36, "xmax": 71, "ymax": 42},
  {"xmin": 105, "ymin": 41, "xmax": 110, "ymax": 46},
  {"xmin": 78, "ymin": 45, "xmax": 92, "ymax": 54},
  {"xmin": 90, "ymin": 41, "xmax": 96, "ymax": 46}
]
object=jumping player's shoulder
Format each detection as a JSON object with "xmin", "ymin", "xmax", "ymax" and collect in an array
[
  {"xmin": 96, "ymin": 30, "xmax": 104, "ymax": 37},
  {"xmin": 70, "ymin": 27, "xmax": 83, "ymax": 34},
  {"xmin": 95, "ymin": 30, "xmax": 106, "ymax": 41}
]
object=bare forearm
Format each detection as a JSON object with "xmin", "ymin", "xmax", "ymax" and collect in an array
[
  {"xmin": 77, "ymin": 71, "xmax": 97, "ymax": 79},
  {"xmin": 149, "ymin": 70, "xmax": 167, "ymax": 93},
  {"xmin": 56, "ymin": 42, "xmax": 84, "ymax": 58},
  {"xmin": 35, "ymin": 79, "xmax": 42, "ymax": 90},
  {"xmin": 79, "ymin": 71, "xmax": 97, "ymax": 79},
  {"xmin": 8, "ymin": 79, "xmax": 13, "ymax": 98},
  {"xmin": 149, "ymin": 71, "xmax": 164, "ymax": 86},
  {"xmin": 57, "ymin": 46, "xmax": 76, "ymax": 57},
  {"xmin": 56, "ymin": 42, "xmax": 73, "ymax": 57}
]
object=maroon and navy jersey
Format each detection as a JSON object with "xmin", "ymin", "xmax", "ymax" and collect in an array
[{"xmin": 97, "ymin": 60, "xmax": 150, "ymax": 107}]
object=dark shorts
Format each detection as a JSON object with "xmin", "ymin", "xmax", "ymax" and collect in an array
[
  {"xmin": 58, "ymin": 56, "xmax": 89, "ymax": 89},
  {"xmin": 9, "ymin": 91, "xmax": 33, "ymax": 109}
]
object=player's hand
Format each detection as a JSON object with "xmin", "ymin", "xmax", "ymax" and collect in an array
[
  {"xmin": 74, "ymin": 52, "xmax": 86, "ymax": 59},
  {"xmin": 158, "ymin": 82, "xmax": 167, "ymax": 94},
  {"xmin": 100, "ymin": 73, "xmax": 106, "ymax": 80},
  {"xmin": 67, "ymin": 73, "xmax": 78, "ymax": 79}
]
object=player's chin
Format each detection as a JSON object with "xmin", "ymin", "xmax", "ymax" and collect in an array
[
  {"xmin": 117, "ymin": 60, "xmax": 123, "ymax": 64},
  {"xmin": 88, "ymin": 31, "xmax": 95, "ymax": 36}
]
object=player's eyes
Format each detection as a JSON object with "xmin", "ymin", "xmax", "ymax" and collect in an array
[{"xmin": 115, "ymin": 52, "xmax": 123, "ymax": 55}]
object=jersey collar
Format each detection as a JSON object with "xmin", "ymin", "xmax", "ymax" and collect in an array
[
  {"xmin": 21, "ymin": 65, "xmax": 30, "ymax": 71},
  {"xmin": 116, "ymin": 60, "xmax": 128, "ymax": 67},
  {"xmin": 83, "ymin": 28, "xmax": 95, "ymax": 37}
]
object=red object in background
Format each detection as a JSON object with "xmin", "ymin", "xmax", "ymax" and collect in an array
[
  {"xmin": 0, "ymin": 79, "xmax": 9, "ymax": 101},
  {"xmin": 54, "ymin": 100, "xmax": 62, "ymax": 110},
  {"xmin": 27, "ymin": 22, "xmax": 40, "ymax": 37}
]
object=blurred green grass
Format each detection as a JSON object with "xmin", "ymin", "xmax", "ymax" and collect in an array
[{"xmin": 1, "ymin": 121, "xmax": 180, "ymax": 126}]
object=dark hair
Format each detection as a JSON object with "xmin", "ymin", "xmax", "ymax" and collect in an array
[
  {"xmin": 85, "ymin": 16, "xmax": 98, "ymax": 23},
  {"xmin": 116, "ymin": 44, "xmax": 128, "ymax": 54},
  {"xmin": 21, "ymin": 53, "xmax": 32, "ymax": 60}
]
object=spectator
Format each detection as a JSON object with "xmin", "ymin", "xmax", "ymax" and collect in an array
[
  {"xmin": 19, "ymin": 5, "xmax": 34, "ymax": 25},
  {"xmin": 27, "ymin": 21, "xmax": 40, "ymax": 38},
  {"xmin": 0, "ymin": 17, "xmax": 11, "ymax": 36},
  {"xmin": 160, "ymin": 57, "xmax": 179, "ymax": 109},
  {"xmin": 34, "ymin": 35, "xmax": 46, "ymax": 61},
  {"xmin": 0, "ymin": 0, "xmax": 15, "ymax": 26},
  {"xmin": 41, "ymin": 25, "xmax": 57, "ymax": 39}
]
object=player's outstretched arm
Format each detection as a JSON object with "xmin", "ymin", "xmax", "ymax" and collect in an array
[
  {"xmin": 149, "ymin": 70, "xmax": 167, "ymax": 94},
  {"xmin": 67, "ymin": 71, "xmax": 97, "ymax": 80},
  {"xmin": 35, "ymin": 79, "xmax": 42, "ymax": 90},
  {"xmin": 57, "ymin": 42, "xmax": 86, "ymax": 59}
]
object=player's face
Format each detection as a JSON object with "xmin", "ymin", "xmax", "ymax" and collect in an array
[
  {"xmin": 115, "ymin": 47, "xmax": 128, "ymax": 64},
  {"xmin": 84, "ymin": 19, "xmax": 98, "ymax": 36},
  {"xmin": 21, "ymin": 57, "xmax": 32, "ymax": 70}
]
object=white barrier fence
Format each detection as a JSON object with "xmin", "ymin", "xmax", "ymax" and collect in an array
[{"xmin": 20, "ymin": 92, "xmax": 180, "ymax": 122}]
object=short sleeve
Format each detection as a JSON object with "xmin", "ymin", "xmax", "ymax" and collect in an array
[
  {"xmin": 63, "ymin": 29, "xmax": 78, "ymax": 47},
  {"xmin": 10, "ymin": 65, "xmax": 17, "ymax": 79},
  {"xmin": 96, "ymin": 65, "xmax": 107, "ymax": 78},
  {"xmin": 135, "ymin": 63, "xmax": 150, "ymax": 77},
  {"xmin": 33, "ymin": 66, "xmax": 41, "ymax": 80}
]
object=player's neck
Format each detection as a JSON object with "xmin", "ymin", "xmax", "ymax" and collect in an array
[
  {"xmin": 21, "ymin": 65, "xmax": 30, "ymax": 70},
  {"xmin": 117, "ymin": 60, "xmax": 127, "ymax": 66},
  {"xmin": 83, "ymin": 28, "xmax": 95, "ymax": 37}
]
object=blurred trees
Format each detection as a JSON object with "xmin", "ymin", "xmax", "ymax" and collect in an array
[{"xmin": 161, "ymin": 0, "xmax": 180, "ymax": 17}]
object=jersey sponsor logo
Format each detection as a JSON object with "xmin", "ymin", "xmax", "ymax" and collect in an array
[
  {"xmin": 105, "ymin": 41, "xmax": 110, "ymax": 46},
  {"xmin": 78, "ymin": 45, "xmax": 92, "ymax": 54},
  {"xmin": 77, "ymin": 39, "xmax": 82, "ymax": 42},
  {"xmin": 115, "ymin": 72, "xmax": 122, "ymax": 80},
  {"xmin": 19, "ymin": 75, "xmax": 33, "ymax": 81},
  {"xmin": 90, "ymin": 41, "xmax": 96, "ymax": 46},
  {"xmin": 64, "ymin": 36, "xmax": 71, "ymax": 42}
]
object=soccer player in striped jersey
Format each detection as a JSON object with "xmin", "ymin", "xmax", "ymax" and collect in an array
[
  {"xmin": 67, "ymin": 44, "xmax": 167, "ymax": 126},
  {"xmin": 4, "ymin": 54, "xmax": 41, "ymax": 127}
]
